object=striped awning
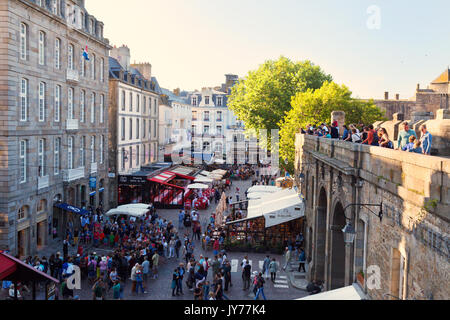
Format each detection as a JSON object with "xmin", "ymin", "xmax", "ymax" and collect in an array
[{"xmin": 148, "ymin": 172, "xmax": 176, "ymax": 183}]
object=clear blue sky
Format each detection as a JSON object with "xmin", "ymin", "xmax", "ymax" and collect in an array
[{"xmin": 86, "ymin": 0, "xmax": 450, "ymax": 99}]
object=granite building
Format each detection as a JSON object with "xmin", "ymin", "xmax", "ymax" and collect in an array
[
  {"xmin": 373, "ymin": 68, "xmax": 450, "ymax": 120},
  {"xmin": 108, "ymin": 45, "xmax": 159, "ymax": 208},
  {"xmin": 0, "ymin": 0, "xmax": 110, "ymax": 257}
]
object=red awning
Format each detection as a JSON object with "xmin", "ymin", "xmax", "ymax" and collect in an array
[
  {"xmin": 0, "ymin": 252, "xmax": 59, "ymax": 283},
  {"xmin": 0, "ymin": 254, "xmax": 17, "ymax": 279},
  {"xmin": 166, "ymin": 171, "xmax": 196, "ymax": 180},
  {"xmin": 148, "ymin": 171, "xmax": 176, "ymax": 184}
]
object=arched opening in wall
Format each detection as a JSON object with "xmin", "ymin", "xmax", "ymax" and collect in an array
[
  {"xmin": 314, "ymin": 187, "xmax": 327, "ymax": 282},
  {"xmin": 330, "ymin": 202, "xmax": 346, "ymax": 290}
]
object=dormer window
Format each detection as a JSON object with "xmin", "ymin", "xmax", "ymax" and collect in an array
[
  {"xmin": 205, "ymin": 96, "xmax": 210, "ymax": 105},
  {"xmin": 217, "ymin": 96, "xmax": 223, "ymax": 106}
]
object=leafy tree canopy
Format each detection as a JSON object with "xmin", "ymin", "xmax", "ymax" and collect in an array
[{"xmin": 227, "ymin": 56, "xmax": 332, "ymax": 148}]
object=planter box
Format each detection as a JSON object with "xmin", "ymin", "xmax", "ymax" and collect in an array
[{"xmin": 357, "ymin": 273, "xmax": 365, "ymax": 287}]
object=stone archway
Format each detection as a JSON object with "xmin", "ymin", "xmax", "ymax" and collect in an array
[
  {"xmin": 314, "ymin": 187, "xmax": 327, "ymax": 282},
  {"xmin": 330, "ymin": 202, "xmax": 346, "ymax": 290}
]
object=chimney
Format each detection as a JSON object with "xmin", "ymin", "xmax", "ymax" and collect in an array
[
  {"xmin": 110, "ymin": 44, "xmax": 131, "ymax": 71},
  {"xmin": 173, "ymin": 88, "xmax": 180, "ymax": 96},
  {"xmin": 131, "ymin": 62, "xmax": 152, "ymax": 80},
  {"xmin": 416, "ymin": 83, "xmax": 420, "ymax": 91},
  {"xmin": 384, "ymin": 92, "xmax": 389, "ymax": 100},
  {"xmin": 396, "ymin": 94, "xmax": 400, "ymax": 100}
]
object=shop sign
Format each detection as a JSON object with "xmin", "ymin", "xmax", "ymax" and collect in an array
[{"xmin": 118, "ymin": 175, "xmax": 149, "ymax": 185}]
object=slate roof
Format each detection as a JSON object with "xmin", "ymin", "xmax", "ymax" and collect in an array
[{"xmin": 431, "ymin": 68, "xmax": 450, "ymax": 84}]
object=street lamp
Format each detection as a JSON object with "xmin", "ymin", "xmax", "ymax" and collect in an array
[
  {"xmin": 342, "ymin": 222, "xmax": 356, "ymax": 244},
  {"xmin": 341, "ymin": 203, "xmax": 383, "ymax": 244}
]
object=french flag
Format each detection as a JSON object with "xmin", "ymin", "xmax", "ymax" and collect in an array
[{"xmin": 83, "ymin": 46, "xmax": 90, "ymax": 61}]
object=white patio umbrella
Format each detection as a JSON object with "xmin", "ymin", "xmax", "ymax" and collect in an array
[
  {"xmin": 194, "ymin": 176, "xmax": 214, "ymax": 183},
  {"xmin": 187, "ymin": 183, "xmax": 209, "ymax": 189}
]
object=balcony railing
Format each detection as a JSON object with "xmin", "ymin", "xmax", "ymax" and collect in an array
[
  {"xmin": 63, "ymin": 167, "xmax": 85, "ymax": 182},
  {"xmin": 66, "ymin": 68, "xmax": 79, "ymax": 82},
  {"xmin": 91, "ymin": 162, "xmax": 98, "ymax": 174},
  {"xmin": 38, "ymin": 175, "xmax": 49, "ymax": 190},
  {"xmin": 66, "ymin": 119, "xmax": 79, "ymax": 130}
]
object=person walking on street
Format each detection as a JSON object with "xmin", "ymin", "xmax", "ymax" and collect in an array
[
  {"xmin": 254, "ymin": 273, "xmax": 267, "ymax": 300},
  {"xmin": 152, "ymin": 252, "xmax": 159, "ymax": 279},
  {"xmin": 269, "ymin": 258, "xmax": 278, "ymax": 283},
  {"xmin": 171, "ymin": 268, "xmax": 180, "ymax": 296},
  {"xmin": 130, "ymin": 263, "xmax": 138, "ymax": 294},
  {"xmin": 222, "ymin": 261, "xmax": 232, "ymax": 292},
  {"xmin": 135, "ymin": 265, "xmax": 147, "ymax": 294},
  {"xmin": 298, "ymin": 248, "xmax": 306, "ymax": 273},
  {"xmin": 262, "ymin": 255, "xmax": 271, "ymax": 280},
  {"xmin": 283, "ymin": 247, "xmax": 291, "ymax": 271},
  {"xmin": 178, "ymin": 210, "xmax": 185, "ymax": 230},
  {"xmin": 242, "ymin": 260, "xmax": 252, "ymax": 290}
]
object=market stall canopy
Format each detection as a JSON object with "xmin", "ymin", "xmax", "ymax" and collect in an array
[
  {"xmin": 117, "ymin": 203, "xmax": 152, "ymax": 210},
  {"xmin": 105, "ymin": 207, "xmax": 149, "ymax": 218},
  {"xmin": 187, "ymin": 183, "xmax": 209, "ymax": 189},
  {"xmin": 199, "ymin": 171, "xmax": 212, "ymax": 177},
  {"xmin": 211, "ymin": 169, "xmax": 227, "ymax": 176},
  {"xmin": 296, "ymin": 284, "xmax": 366, "ymax": 300},
  {"xmin": 168, "ymin": 166, "xmax": 199, "ymax": 179},
  {"xmin": 246, "ymin": 186, "xmax": 282, "ymax": 194},
  {"xmin": 194, "ymin": 176, "xmax": 214, "ymax": 183},
  {"xmin": 246, "ymin": 192, "xmax": 268, "ymax": 200},
  {"xmin": 0, "ymin": 252, "xmax": 59, "ymax": 283},
  {"xmin": 228, "ymin": 188, "xmax": 305, "ymax": 228}
]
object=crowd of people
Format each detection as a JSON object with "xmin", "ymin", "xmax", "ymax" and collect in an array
[
  {"xmin": 2, "ymin": 164, "xmax": 307, "ymax": 301},
  {"xmin": 302, "ymin": 121, "xmax": 433, "ymax": 155}
]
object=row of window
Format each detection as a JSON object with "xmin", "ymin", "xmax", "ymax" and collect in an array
[
  {"xmin": 192, "ymin": 110, "xmax": 223, "ymax": 122},
  {"xmin": 20, "ymin": 78, "xmax": 105, "ymax": 124},
  {"xmin": 191, "ymin": 125, "xmax": 223, "ymax": 135},
  {"xmin": 120, "ymin": 143, "xmax": 157, "ymax": 171},
  {"xmin": 191, "ymin": 96, "xmax": 223, "ymax": 107},
  {"xmin": 120, "ymin": 118, "xmax": 158, "ymax": 141},
  {"xmin": 120, "ymin": 90, "xmax": 158, "ymax": 115},
  {"xmin": 34, "ymin": 0, "xmax": 103, "ymax": 38},
  {"xmin": 19, "ymin": 135, "xmax": 105, "ymax": 183},
  {"xmin": 20, "ymin": 23, "xmax": 104, "ymax": 82}
]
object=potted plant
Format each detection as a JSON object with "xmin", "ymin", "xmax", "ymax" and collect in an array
[{"xmin": 357, "ymin": 270, "xmax": 365, "ymax": 287}]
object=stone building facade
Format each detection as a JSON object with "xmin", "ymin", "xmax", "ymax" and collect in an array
[
  {"xmin": 108, "ymin": 46, "xmax": 159, "ymax": 208},
  {"xmin": 372, "ymin": 68, "xmax": 450, "ymax": 120},
  {"xmin": 0, "ymin": 0, "xmax": 110, "ymax": 257},
  {"xmin": 295, "ymin": 133, "xmax": 449, "ymax": 300}
]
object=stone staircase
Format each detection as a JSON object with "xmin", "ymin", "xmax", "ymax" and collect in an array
[{"xmin": 287, "ymin": 261, "xmax": 309, "ymax": 291}]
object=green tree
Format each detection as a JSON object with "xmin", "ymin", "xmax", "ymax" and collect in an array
[
  {"xmin": 227, "ymin": 56, "xmax": 332, "ymax": 149},
  {"xmin": 279, "ymin": 82, "xmax": 386, "ymax": 172}
]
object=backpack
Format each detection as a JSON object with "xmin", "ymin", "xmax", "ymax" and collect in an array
[
  {"xmin": 88, "ymin": 261, "xmax": 95, "ymax": 272},
  {"xmin": 371, "ymin": 134, "xmax": 379, "ymax": 146}
]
